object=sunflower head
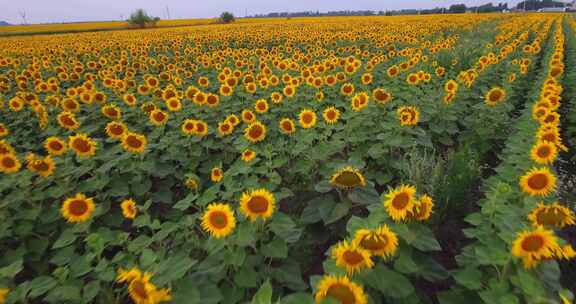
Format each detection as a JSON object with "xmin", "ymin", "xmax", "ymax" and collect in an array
[
  {"xmin": 397, "ymin": 106, "xmax": 420, "ymax": 126},
  {"xmin": 244, "ymin": 121, "xmax": 267, "ymax": 143},
  {"xmin": 279, "ymin": 118, "xmax": 296, "ymax": 135},
  {"xmin": 373, "ymin": 88, "xmax": 392, "ymax": 104},
  {"xmin": 201, "ymin": 203, "xmax": 236, "ymax": 238},
  {"xmin": 530, "ymin": 141, "xmax": 557, "ymax": 165},
  {"xmin": 211, "ymin": 167, "xmax": 223, "ymax": 182},
  {"xmin": 239, "ymin": 189, "xmax": 276, "ymax": 222},
  {"xmin": 254, "ymin": 99, "xmax": 269, "ymax": 113},
  {"xmin": 323, "ymin": 106, "xmax": 341, "ymax": 124},
  {"xmin": 44, "ymin": 137, "xmax": 67, "ymax": 156},
  {"xmin": 68, "ymin": 134, "xmax": 97, "ymax": 157},
  {"xmin": 332, "ymin": 240, "xmax": 374, "ymax": 275},
  {"xmin": 352, "ymin": 225, "xmax": 398, "ymax": 258},
  {"xmin": 485, "ymin": 87, "xmax": 506, "ymax": 105},
  {"xmin": 241, "ymin": 109, "xmax": 256, "ymax": 124},
  {"xmin": 61, "ymin": 193, "xmax": 96, "ymax": 223},
  {"xmin": 0, "ymin": 140, "xmax": 15, "ymax": 155},
  {"xmin": 384, "ymin": 184, "xmax": 416, "ymax": 222},
  {"xmin": 0, "ymin": 153, "xmax": 21, "ymax": 174},
  {"xmin": 121, "ymin": 199, "xmax": 137, "ymax": 219},
  {"xmin": 105, "ymin": 121, "xmax": 128, "ymax": 140},
  {"xmin": 511, "ymin": 227, "xmax": 560, "ymax": 268},
  {"xmin": 149, "ymin": 109, "xmax": 169, "ymax": 126},
  {"xmin": 330, "ymin": 166, "xmax": 365, "ymax": 189},
  {"xmin": 519, "ymin": 167, "xmax": 557, "ymax": 197},
  {"xmin": 299, "ymin": 109, "xmax": 317, "ymax": 129},
  {"xmin": 26, "ymin": 154, "xmax": 55, "ymax": 177},
  {"xmin": 241, "ymin": 149, "xmax": 256, "ymax": 162},
  {"xmin": 315, "ymin": 275, "xmax": 367, "ymax": 304},
  {"xmin": 412, "ymin": 194, "xmax": 434, "ymax": 221},
  {"xmin": 528, "ymin": 202, "xmax": 576, "ymax": 228},
  {"xmin": 121, "ymin": 132, "xmax": 147, "ymax": 154}
]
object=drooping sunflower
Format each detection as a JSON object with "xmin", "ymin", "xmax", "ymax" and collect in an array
[
  {"xmin": 397, "ymin": 106, "xmax": 420, "ymax": 126},
  {"xmin": 299, "ymin": 109, "xmax": 317, "ymax": 129},
  {"xmin": 279, "ymin": 118, "xmax": 296, "ymax": 135},
  {"xmin": 332, "ymin": 240, "xmax": 374, "ymax": 274},
  {"xmin": 530, "ymin": 141, "xmax": 557, "ymax": 165},
  {"xmin": 0, "ymin": 124, "xmax": 8, "ymax": 137},
  {"xmin": 254, "ymin": 99, "xmax": 269, "ymax": 113},
  {"xmin": 485, "ymin": 87, "xmax": 506, "ymax": 106},
  {"xmin": 412, "ymin": 194, "xmax": 434, "ymax": 221},
  {"xmin": 444, "ymin": 80, "xmax": 458, "ymax": 93},
  {"xmin": 201, "ymin": 203, "xmax": 236, "ymax": 238},
  {"xmin": 330, "ymin": 166, "xmax": 365, "ymax": 189},
  {"xmin": 68, "ymin": 134, "xmax": 97, "ymax": 157},
  {"xmin": 217, "ymin": 121, "xmax": 234, "ymax": 136},
  {"xmin": 0, "ymin": 140, "xmax": 15, "ymax": 155},
  {"xmin": 105, "ymin": 121, "xmax": 128, "ymax": 140},
  {"xmin": 121, "ymin": 199, "xmax": 137, "ymax": 220},
  {"xmin": 61, "ymin": 193, "xmax": 96, "ymax": 223},
  {"xmin": 519, "ymin": 167, "xmax": 557, "ymax": 197},
  {"xmin": 372, "ymin": 88, "xmax": 392, "ymax": 104},
  {"xmin": 0, "ymin": 153, "xmax": 21, "ymax": 174},
  {"xmin": 211, "ymin": 167, "xmax": 223, "ymax": 182},
  {"xmin": 384, "ymin": 185, "xmax": 416, "ymax": 222},
  {"xmin": 351, "ymin": 92, "xmax": 370, "ymax": 112},
  {"xmin": 323, "ymin": 106, "xmax": 341, "ymax": 124},
  {"xmin": 315, "ymin": 275, "xmax": 368, "ymax": 304},
  {"xmin": 244, "ymin": 121, "xmax": 267, "ymax": 143},
  {"xmin": 352, "ymin": 225, "xmax": 398, "ymax": 259},
  {"xmin": 511, "ymin": 227, "xmax": 560, "ymax": 268},
  {"xmin": 121, "ymin": 132, "xmax": 147, "ymax": 154},
  {"xmin": 26, "ymin": 154, "xmax": 55, "ymax": 177},
  {"xmin": 150, "ymin": 109, "xmax": 169, "ymax": 126},
  {"xmin": 528, "ymin": 202, "xmax": 575, "ymax": 228},
  {"xmin": 537, "ymin": 127, "xmax": 568, "ymax": 152},
  {"xmin": 101, "ymin": 104, "xmax": 122, "ymax": 120},
  {"xmin": 185, "ymin": 177, "xmax": 199, "ymax": 190},
  {"xmin": 239, "ymin": 188, "xmax": 276, "ymax": 222},
  {"xmin": 44, "ymin": 137, "xmax": 67, "ymax": 156},
  {"xmin": 241, "ymin": 149, "xmax": 256, "ymax": 162}
]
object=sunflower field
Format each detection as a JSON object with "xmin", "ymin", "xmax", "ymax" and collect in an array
[{"xmin": 0, "ymin": 12, "xmax": 575, "ymax": 304}]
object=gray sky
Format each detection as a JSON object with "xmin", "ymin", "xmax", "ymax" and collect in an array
[{"xmin": 1, "ymin": 0, "xmax": 514, "ymax": 24}]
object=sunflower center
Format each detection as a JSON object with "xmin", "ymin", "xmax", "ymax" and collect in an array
[
  {"xmin": 327, "ymin": 111, "xmax": 336, "ymax": 120},
  {"xmin": 209, "ymin": 211, "xmax": 229, "ymax": 229},
  {"xmin": 69, "ymin": 199, "xmax": 88, "ymax": 216},
  {"xmin": 392, "ymin": 192, "xmax": 410, "ymax": 210},
  {"xmin": 249, "ymin": 126, "xmax": 263, "ymax": 139},
  {"xmin": 247, "ymin": 195, "xmax": 269, "ymax": 214},
  {"xmin": 537, "ymin": 146, "xmax": 551, "ymax": 158},
  {"xmin": 130, "ymin": 280, "xmax": 149, "ymax": 300},
  {"xmin": 196, "ymin": 124, "xmax": 205, "ymax": 133},
  {"xmin": 342, "ymin": 250, "xmax": 364, "ymax": 265},
  {"xmin": 185, "ymin": 123, "xmax": 194, "ymax": 131},
  {"xmin": 334, "ymin": 172, "xmax": 362, "ymax": 187},
  {"xmin": 73, "ymin": 139, "xmax": 91, "ymax": 153},
  {"xmin": 527, "ymin": 173, "xmax": 549, "ymax": 190},
  {"xmin": 221, "ymin": 124, "xmax": 230, "ymax": 132},
  {"xmin": 521, "ymin": 235, "xmax": 545, "ymax": 252},
  {"xmin": 110, "ymin": 125, "xmax": 124, "ymax": 135},
  {"xmin": 61, "ymin": 116, "xmax": 76, "ymax": 126},
  {"xmin": 489, "ymin": 91, "xmax": 502, "ymax": 102},
  {"xmin": 536, "ymin": 208, "xmax": 565, "ymax": 226},
  {"xmin": 325, "ymin": 284, "xmax": 356, "ymax": 304},
  {"xmin": 126, "ymin": 136, "xmax": 143, "ymax": 148},
  {"xmin": 106, "ymin": 108, "xmax": 118, "ymax": 117},
  {"xmin": 282, "ymin": 121, "xmax": 293, "ymax": 131},
  {"xmin": 154, "ymin": 112, "xmax": 165, "ymax": 121},
  {"xmin": 34, "ymin": 161, "xmax": 49, "ymax": 171},
  {"xmin": 2, "ymin": 157, "xmax": 15, "ymax": 168}
]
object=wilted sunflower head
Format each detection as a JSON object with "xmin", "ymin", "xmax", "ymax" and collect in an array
[{"xmin": 330, "ymin": 166, "xmax": 365, "ymax": 189}]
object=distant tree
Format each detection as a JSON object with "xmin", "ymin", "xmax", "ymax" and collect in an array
[
  {"xmin": 220, "ymin": 12, "xmax": 235, "ymax": 23},
  {"xmin": 449, "ymin": 4, "xmax": 467, "ymax": 13},
  {"xmin": 128, "ymin": 9, "xmax": 159, "ymax": 28}
]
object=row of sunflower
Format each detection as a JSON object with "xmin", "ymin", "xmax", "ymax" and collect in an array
[
  {"xmin": 450, "ymin": 18, "xmax": 576, "ymax": 303},
  {"xmin": 0, "ymin": 13, "xmax": 573, "ymax": 304}
]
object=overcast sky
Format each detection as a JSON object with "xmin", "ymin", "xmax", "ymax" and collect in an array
[{"xmin": 1, "ymin": 0, "xmax": 517, "ymax": 24}]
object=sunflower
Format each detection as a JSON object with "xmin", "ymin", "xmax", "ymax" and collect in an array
[
  {"xmin": 537, "ymin": 127, "xmax": 568, "ymax": 152},
  {"xmin": 211, "ymin": 167, "xmax": 223, "ymax": 182},
  {"xmin": 201, "ymin": 203, "xmax": 236, "ymax": 238},
  {"xmin": 121, "ymin": 132, "xmax": 147, "ymax": 154},
  {"xmin": 241, "ymin": 149, "xmax": 256, "ymax": 162},
  {"xmin": 105, "ymin": 121, "xmax": 128, "ymax": 140},
  {"xmin": 165, "ymin": 98, "xmax": 182, "ymax": 112},
  {"xmin": 271, "ymin": 92, "xmax": 283, "ymax": 104},
  {"xmin": 121, "ymin": 199, "xmax": 137, "ymax": 219},
  {"xmin": 530, "ymin": 141, "xmax": 557, "ymax": 165},
  {"xmin": 528, "ymin": 202, "xmax": 575, "ymax": 228},
  {"xmin": 101, "ymin": 104, "xmax": 122, "ymax": 120},
  {"xmin": 0, "ymin": 153, "xmax": 21, "ymax": 174},
  {"xmin": 444, "ymin": 80, "xmax": 458, "ymax": 93},
  {"xmin": 141, "ymin": 102, "xmax": 157, "ymax": 114},
  {"xmin": 149, "ymin": 109, "xmax": 169, "ymax": 126},
  {"xmin": 241, "ymin": 109, "xmax": 257, "ymax": 124},
  {"xmin": 340, "ymin": 83, "xmax": 355, "ymax": 96},
  {"xmin": 244, "ymin": 121, "xmax": 267, "ymax": 143},
  {"xmin": 315, "ymin": 275, "xmax": 367, "ymax": 304},
  {"xmin": 26, "ymin": 154, "xmax": 55, "ymax": 177},
  {"xmin": 406, "ymin": 73, "xmax": 420, "ymax": 85},
  {"xmin": 9, "ymin": 97, "xmax": 24, "ymax": 112},
  {"xmin": 387, "ymin": 65, "xmax": 399, "ymax": 77},
  {"xmin": 485, "ymin": 87, "xmax": 506, "ymax": 106},
  {"xmin": 279, "ymin": 118, "xmax": 296, "ymax": 135},
  {"xmin": 181, "ymin": 119, "xmax": 197, "ymax": 135},
  {"xmin": 283, "ymin": 85, "xmax": 296, "ymax": 98},
  {"xmin": 217, "ymin": 121, "xmax": 234, "ymax": 136},
  {"xmin": 0, "ymin": 124, "xmax": 9, "ymax": 138},
  {"xmin": 206, "ymin": 94, "xmax": 220, "ymax": 108},
  {"xmin": 384, "ymin": 185, "xmax": 416, "ymax": 222},
  {"xmin": 322, "ymin": 106, "xmax": 341, "ymax": 124},
  {"xmin": 330, "ymin": 166, "xmax": 365, "ymax": 189},
  {"xmin": 352, "ymin": 225, "xmax": 399, "ymax": 258},
  {"xmin": 57, "ymin": 111, "xmax": 80, "ymax": 130},
  {"xmin": 61, "ymin": 193, "xmax": 96, "ymax": 223},
  {"xmin": 372, "ymin": 88, "xmax": 392, "ymax": 104},
  {"xmin": 194, "ymin": 121, "xmax": 209, "ymax": 137},
  {"xmin": 239, "ymin": 188, "xmax": 275, "ymax": 222},
  {"xmin": 511, "ymin": 227, "xmax": 560, "ymax": 268},
  {"xmin": 116, "ymin": 268, "xmax": 172, "ymax": 304},
  {"xmin": 412, "ymin": 194, "xmax": 434, "ymax": 221},
  {"xmin": 351, "ymin": 92, "xmax": 369, "ymax": 112},
  {"xmin": 0, "ymin": 140, "xmax": 15, "ymax": 155},
  {"xmin": 225, "ymin": 114, "xmax": 241, "ymax": 127},
  {"xmin": 254, "ymin": 99, "xmax": 269, "ymax": 114},
  {"xmin": 123, "ymin": 94, "xmax": 137, "ymax": 107},
  {"xmin": 519, "ymin": 167, "xmax": 556, "ymax": 197},
  {"xmin": 397, "ymin": 106, "xmax": 420, "ymax": 126},
  {"xmin": 332, "ymin": 240, "xmax": 374, "ymax": 274},
  {"xmin": 185, "ymin": 177, "xmax": 199, "ymax": 190},
  {"xmin": 68, "ymin": 134, "xmax": 97, "ymax": 157},
  {"xmin": 299, "ymin": 109, "xmax": 317, "ymax": 129}
]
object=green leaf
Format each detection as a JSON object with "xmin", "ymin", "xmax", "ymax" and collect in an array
[
  {"xmin": 234, "ymin": 266, "xmax": 259, "ymax": 288},
  {"xmin": 154, "ymin": 254, "xmax": 197, "ymax": 285},
  {"xmin": 281, "ymin": 293, "xmax": 314, "ymax": 304},
  {"xmin": 453, "ymin": 267, "xmax": 482, "ymax": 290},
  {"xmin": 52, "ymin": 230, "xmax": 77, "ymax": 249},
  {"xmin": 140, "ymin": 249, "xmax": 157, "ymax": 268},
  {"xmin": 251, "ymin": 279, "xmax": 273, "ymax": 304},
  {"xmin": 360, "ymin": 265, "xmax": 414, "ymax": 298},
  {"xmin": 46, "ymin": 285, "xmax": 82, "ymax": 301},
  {"xmin": 261, "ymin": 238, "xmax": 288, "ymax": 258},
  {"xmin": 173, "ymin": 193, "xmax": 197, "ymax": 210},
  {"xmin": 513, "ymin": 269, "xmax": 545, "ymax": 297},
  {"xmin": 82, "ymin": 281, "xmax": 100, "ymax": 302},
  {"xmin": 28, "ymin": 276, "xmax": 58, "ymax": 298},
  {"xmin": 0, "ymin": 259, "xmax": 23, "ymax": 278},
  {"xmin": 269, "ymin": 212, "xmax": 302, "ymax": 243}
]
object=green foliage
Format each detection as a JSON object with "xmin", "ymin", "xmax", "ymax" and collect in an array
[
  {"xmin": 220, "ymin": 12, "xmax": 235, "ymax": 23},
  {"xmin": 128, "ymin": 9, "xmax": 160, "ymax": 28}
]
